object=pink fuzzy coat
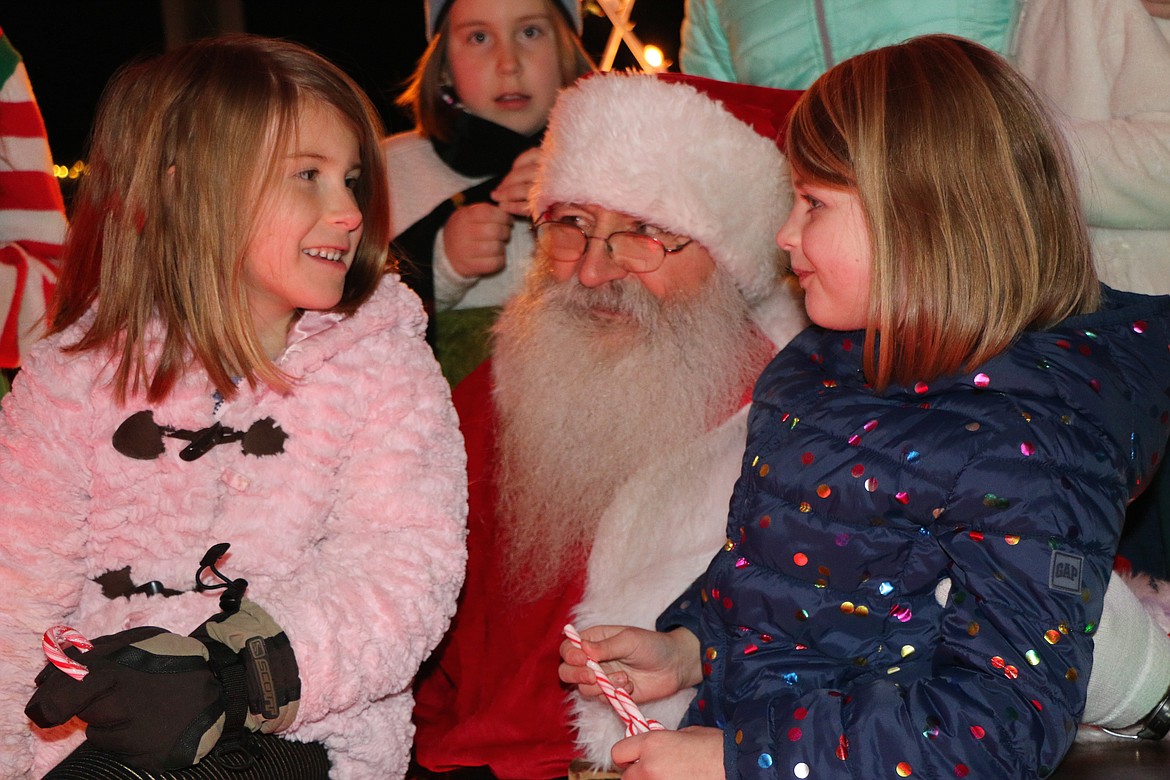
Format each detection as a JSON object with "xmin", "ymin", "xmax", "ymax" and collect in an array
[{"xmin": 0, "ymin": 277, "xmax": 468, "ymax": 779}]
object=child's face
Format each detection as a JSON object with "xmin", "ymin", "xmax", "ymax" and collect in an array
[
  {"xmin": 444, "ymin": 0, "xmax": 564, "ymax": 136},
  {"xmin": 777, "ymin": 176, "xmax": 872, "ymax": 331},
  {"xmin": 243, "ymin": 99, "xmax": 364, "ymax": 356}
]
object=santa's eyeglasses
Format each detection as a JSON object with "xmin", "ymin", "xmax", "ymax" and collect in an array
[{"xmin": 532, "ymin": 215, "xmax": 692, "ymax": 274}]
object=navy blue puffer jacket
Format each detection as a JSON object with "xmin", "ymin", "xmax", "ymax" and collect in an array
[{"xmin": 660, "ymin": 287, "xmax": 1170, "ymax": 779}]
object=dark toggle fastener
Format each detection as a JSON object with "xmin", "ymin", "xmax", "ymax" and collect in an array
[
  {"xmin": 112, "ymin": 410, "xmax": 287, "ymax": 462},
  {"xmin": 180, "ymin": 422, "xmax": 245, "ymax": 461}
]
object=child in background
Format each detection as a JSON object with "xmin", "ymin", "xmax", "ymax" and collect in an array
[
  {"xmin": 383, "ymin": 0, "xmax": 592, "ymax": 383},
  {"xmin": 0, "ymin": 35, "xmax": 467, "ymax": 779},
  {"xmin": 561, "ymin": 35, "xmax": 1170, "ymax": 778}
]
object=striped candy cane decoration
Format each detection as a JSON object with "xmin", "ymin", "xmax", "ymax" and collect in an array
[
  {"xmin": 42, "ymin": 626, "xmax": 93, "ymax": 681},
  {"xmin": 563, "ymin": 623, "xmax": 665, "ymax": 737}
]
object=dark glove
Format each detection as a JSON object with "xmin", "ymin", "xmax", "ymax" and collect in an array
[
  {"xmin": 191, "ymin": 597, "xmax": 300, "ymax": 735},
  {"xmin": 25, "ymin": 626, "xmax": 226, "ymax": 771}
]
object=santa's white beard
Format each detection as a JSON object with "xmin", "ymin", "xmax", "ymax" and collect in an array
[{"xmin": 491, "ymin": 267, "xmax": 772, "ymax": 596}]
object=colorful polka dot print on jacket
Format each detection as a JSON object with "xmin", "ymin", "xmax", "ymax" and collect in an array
[{"xmin": 658, "ymin": 286, "xmax": 1170, "ymax": 779}]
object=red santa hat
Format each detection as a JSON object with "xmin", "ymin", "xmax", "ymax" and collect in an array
[{"xmin": 531, "ymin": 71, "xmax": 804, "ymax": 306}]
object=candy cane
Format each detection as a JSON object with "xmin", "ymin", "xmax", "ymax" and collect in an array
[
  {"xmin": 563, "ymin": 623, "xmax": 665, "ymax": 737},
  {"xmin": 42, "ymin": 626, "xmax": 93, "ymax": 681}
]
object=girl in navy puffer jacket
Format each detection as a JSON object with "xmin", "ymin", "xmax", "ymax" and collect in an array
[{"xmin": 561, "ymin": 35, "xmax": 1170, "ymax": 779}]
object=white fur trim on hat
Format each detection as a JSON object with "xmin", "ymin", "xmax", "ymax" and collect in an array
[
  {"xmin": 531, "ymin": 72, "xmax": 792, "ymax": 305},
  {"xmin": 425, "ymin": 0, "xmax": 583, "ymax": 39}
]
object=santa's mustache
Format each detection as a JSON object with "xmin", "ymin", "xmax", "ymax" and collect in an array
[{"xmin": 537, "ymin": 275, "xmax": 664, "ymax": 330}]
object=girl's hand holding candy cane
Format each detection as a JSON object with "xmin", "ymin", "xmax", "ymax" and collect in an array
[
  {"xmin": 563, "ymin": 624, "xmax": 664, "ymax": 736},
  {"xmin": 612, "ymin": 725, "xmax": 725, "ymax": 780},
  {"xmin": 558, "ymin": 624, "xmax": 703, "ymax": 708},
  {"xmin": 560, "ymin": 626, "xmax": 724, "ymax": 778}
]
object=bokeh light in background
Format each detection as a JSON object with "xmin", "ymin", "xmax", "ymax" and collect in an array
[{"xmin": 643, "ymin": 45, "xmax": 666, "ymax": 71}]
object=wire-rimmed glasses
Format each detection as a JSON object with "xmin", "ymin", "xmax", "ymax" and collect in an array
[{"xmin": 532, "ymin": 216, "xmax": 693, "ymax": 274}]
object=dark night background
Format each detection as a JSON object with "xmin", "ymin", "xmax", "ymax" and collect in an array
[{"xmin": 0, "ymin": 1, "xmax": 686, "ymax": 178}]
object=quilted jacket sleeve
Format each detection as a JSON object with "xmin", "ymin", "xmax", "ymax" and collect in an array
[
  {"xmin": 715, "ymin": 427, "xmax": 1111, "ymax": 779},
  {"xmin": 656, "ymin": 575, "xmax": 706, "ymax": 639},
  {"xmin": 680, "ymin": 0, "xmax": 738, "ymax": 82}
]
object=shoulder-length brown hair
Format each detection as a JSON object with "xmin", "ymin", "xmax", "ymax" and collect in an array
[
  {"xmin": 397, "ymin": 0, "xmax": 594, "ymax": 142},
  {"xmin": 785, "ymin": 34, "xmax": 1098, "ymax": 390},
  {"xmin": 51, "ymin": 34, "xmax": 391, "ymax": 404}
]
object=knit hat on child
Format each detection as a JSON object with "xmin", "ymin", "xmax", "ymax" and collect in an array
[{"xmin": 425, "ymin": 0, "xmax": 583, "ymax": 40}]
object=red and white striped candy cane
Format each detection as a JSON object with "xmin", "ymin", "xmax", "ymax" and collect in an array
[
  {"xmin": 42, "ymin": 626, "xmax": 93, "ymax": 681},
  {"xmin": 563, "ymin": 623, "xmax": 665, "ymax": 737}
]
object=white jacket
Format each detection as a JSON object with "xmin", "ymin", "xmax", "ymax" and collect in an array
[
  {"xmin": 381, "ymin": 131, "xmax": 533, "ymax": 311},
  {"xmin": 1014, "ymin": 0, "xmax": 1170, "ymax": 295}
]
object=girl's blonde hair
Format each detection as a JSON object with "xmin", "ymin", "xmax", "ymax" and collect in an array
[
  {"xmin": 51, "ymin": 34, "xmax": 391, "ymax": 404},
  {"xmin": 786, "ymin": 34, "xmax": 1098, "ymax": 390},
  {"xmin": 397, "ymin": 0, "xmax": 594, "ymax": 142}
]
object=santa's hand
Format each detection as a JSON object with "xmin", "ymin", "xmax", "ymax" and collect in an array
[
  {"xmin": 559, "ymin": 625, "xmax": 701, "ymax": 703},
  {"xmin": 25, "ymin": 626, "xmax": 225, "ymax": 771}
]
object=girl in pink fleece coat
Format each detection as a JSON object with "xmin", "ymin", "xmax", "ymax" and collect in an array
[{"xmin": 0, "ymin": 35, "xmax": 467, "ymax": 779}]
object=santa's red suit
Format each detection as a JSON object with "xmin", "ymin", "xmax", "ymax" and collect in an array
[{"xmin": 411, "ymin": 357, "xmax": 585, "ymax": 779}]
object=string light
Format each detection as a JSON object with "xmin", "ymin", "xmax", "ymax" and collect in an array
[
  {"xmin": 643, "ymin": 45, "xmax": 664, "ymax": 70},
  {"xmin": 53, "ymin": 161, "xmax": 88, "ymax": 180},
  {"xmin": 590, "ymin": 0, "xmax": 671, "ymax": 73}
]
